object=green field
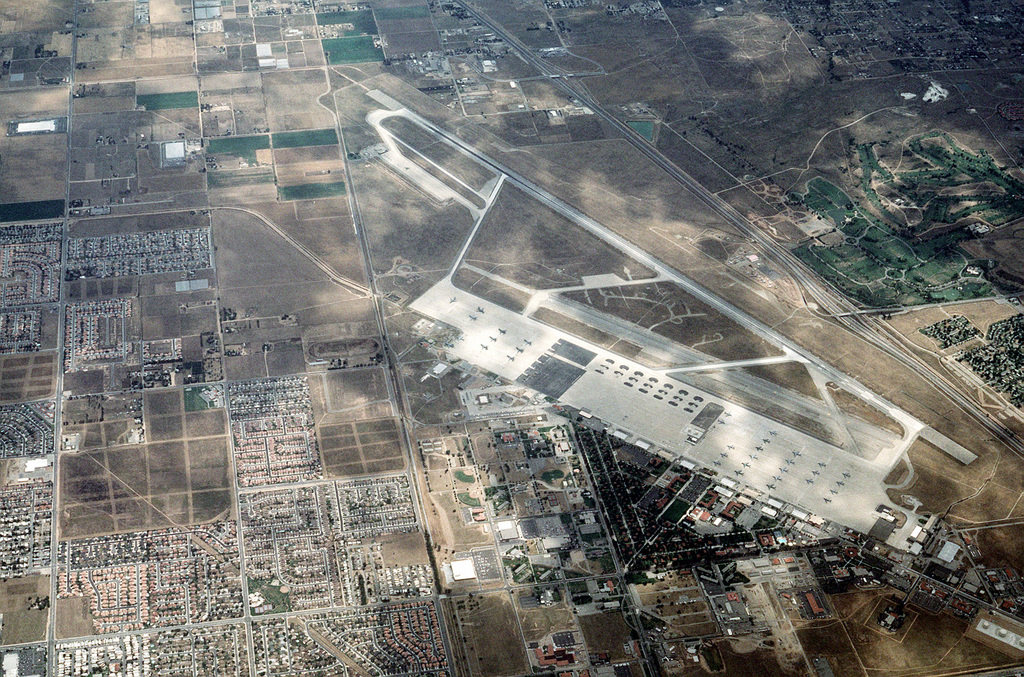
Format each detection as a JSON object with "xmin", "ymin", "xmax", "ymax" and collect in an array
[
  {"xmin": 271, "ymin": 128, "xmax": 338, "ymax": 148},
  {"xmin": 136, "ymin": 91, "xmax": 198, "ymax": 111},
  {"xmin": 184, "ymin": 385, "xmax": 221, "ymax": 412},
  {"xmin": 0, "ymin": 199, "xmax": 64, "ymax": 222},
  {"xmin": 207, "ymin": 170, "xmax": 275, "ymax": 189},
  {"xmin": 247, "ymin": 579, "xmax": 290, "ymax": 614},
  {"xmin": 277, "ymin": 181, "xmax": 346, "ymax": 201},
  {"xmin": 322, "ymin": 36, "xmax": 384, "ymax": 64},
  {"xmin": 627, "ymin": 120, "xmax": 654, "ymax": 141},
  {"xmin": 792, "ymin": 134, "xmax": 1008, "ymax": 307},
  {"xmin": 457, "ymin": 492, "xmax": 481, "ymax": 507},
  {"xmin": 315, "ymin": 9, "xmax": 377, "ymax": 34},
  {"xmin": 540, "ymin": 469, "xmax": 565, "ymax": 485},
  {"xmin": 374, "ymin": 5, "xmax": 430, "ymax": 20},
  {"xmin": 453, "ymin": 470, "xmax": 475, "ymax": 483},
  {"xmin": 662, "ymin": 499, "xmax": 689, "ymax": 523},
  {"xmin": 206, "ymin": 135, "xmax": 270, "ymax": 154}
]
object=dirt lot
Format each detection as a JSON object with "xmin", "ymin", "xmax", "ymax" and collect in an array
[
  {"xmin": 71, "ymin": 210, "xmax": 210, "ymax": 238},
  {"xmin": 59, "ymin": 433, "xmax": 232, "ymax": 537},
  {"xmin": 212, "ymin": 208, "xmax": 371, "ymax": 335},
  {"xmin": 199, "ymin": 71, "xmax": 268, "ymax": 137},
  {"xmin": 0, "ymin": 132, "xmax": 67, "ymax": 202},
  {"xmin": 379, "ymin": 530, "xmax": 430, "ymax": 567},
  {"xmin": 261, "ymin": 69, "xmax": 335, "ymax": 132},
  {"xmin": 310, "ymin": 368, "xmax": 393, "ymax": 423},
  {"xmin": 715, "ymin": 640, "xmax": 806, "ymax": 677},
  {"xmin": 824, "ymin": 587, "xmax": 1017, "ymax": 676},
  {"xmin": 515, "ymin": 598, "xmax": 576, "ymax": 644},
  {"xmin": 346, "ymin": 142, "xmax": 475, "ymax": 285},
  {"xmin": 968, "ymin": 523, "xmax": 1024, "ymax": 572},
  {"xmin": 141, "ymin": 293, "xmax": 218, "ymax": 341},
  {"xmin": 0, "ymin": 353, "xmax": 57, "ymax": 403},
  {"xmin": 319, "ymin": 416, "xmax": 405, "ymax": 477},
  {"xmin": 55, "ymin": 595, "xmax": 95, "ymax": 640},
  {"xmin": 249, "ymin": 198, "xmax": 366, "ymax": 287},
  {"xmin": 453, "ymin": 592, "xmax": 528, "ymax": 677}
]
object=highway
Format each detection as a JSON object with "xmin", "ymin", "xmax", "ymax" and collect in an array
[{"xmin": 451, "ymin": 0, "xmax": 1024, "ymax": 460}]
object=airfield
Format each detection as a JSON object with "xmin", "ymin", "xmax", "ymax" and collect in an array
[
  {"xmin": 371, "ymin": 93, "xmax": 936, "ymax": 538},
  {"xmin": 414, "ymin": 280, "xmax": 911, "ymax": 535}
]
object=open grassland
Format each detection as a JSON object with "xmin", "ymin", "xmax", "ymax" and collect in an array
[
  {"xmin": 464, "ymin": 182, "xmax": 654, "ymax": 289},
  {"xmin": 808, "ymin": 588, "xmax": 1020, "ymax": 677},
  {"xmin": 453, "ymin": 593, "xmax": 528, "ymax": 677},
  {"xmin": 562, "ymin": 282, "xmax": 782, "ymax": 361}
]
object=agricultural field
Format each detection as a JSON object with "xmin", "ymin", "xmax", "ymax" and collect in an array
[
  {"xmin": 0, "ymin": 200, "xmax": 65, "ymax": 223},
  {"xmin": 206, "ymin": 135, "xmax": 270, "ymax": 155},
  {"xmin": 278, "ymin": 182, "xmax": 347, "ymax": 201},
  {"xmin": 271, "ymin": 128, "xmax": 339, "ymax": 148},
  {"xmin": 316, "ymin": 10, "xmax": 377, "ymax": 35},
  {"xmin": 322, "ymin": 36, "xmax": 384, "ymax": 64},
  {"xmin": 136, "ymin": 91, "xmax": 198, "ymax": 111}
]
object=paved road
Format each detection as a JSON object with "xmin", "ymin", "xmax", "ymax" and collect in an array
[
  {"xmin": 451, "ymin": 0, "xmax": 1024, "ymax": 463},
  {"xmin": 384, "ymin": 104, "xmax": 922, "ymax": 447}
]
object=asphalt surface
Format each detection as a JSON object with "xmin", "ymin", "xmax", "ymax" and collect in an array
[{"xmin": 452, "ymin": 0, "xmax": 1024, "ymax": 463}]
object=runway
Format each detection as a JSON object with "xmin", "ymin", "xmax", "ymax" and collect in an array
[{"xmin": 374, "ymin": 96, "xmax": 931, "ymax": 541}]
